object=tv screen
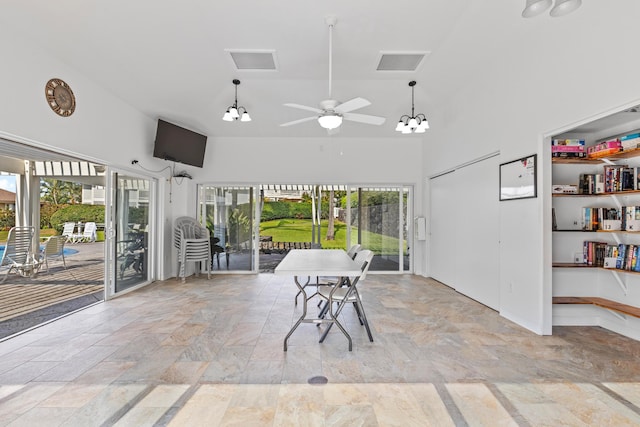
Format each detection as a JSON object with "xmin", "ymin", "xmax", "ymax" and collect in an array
[{"xmin": 153, "ymin": 119, "xmax": 207, "ymax": 168}]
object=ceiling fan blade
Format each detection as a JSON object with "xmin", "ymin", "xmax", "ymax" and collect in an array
[
  {"xmin": 334, "ymin": 97, "xmax": 371, "ymax": 114},
  {"xmin": 283, "ymin": 103, "xmax": 323, "ymax": 114},
  {"xmin": 279, "ymin": 116, "xmax": 318, "ymax": 127},
  {"xmin": 343, "ymin": 112, "xmax": 386, "ymax": 125}
]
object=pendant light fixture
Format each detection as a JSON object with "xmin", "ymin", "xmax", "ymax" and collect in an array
[
  {"xmin": 522, "ymin": 0, "xmax": 581, "ymax": 18},
  {"xmin": 222, "ymin": 79, "xmax": 251, "ymax": 122},
  {"xmin": 395, "ymin": 81, "xmax": 429, "ymax": 134}
]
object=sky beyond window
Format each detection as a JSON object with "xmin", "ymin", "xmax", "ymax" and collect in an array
[{"xmin": 0, "ymin": 176, "xmax": 16, "ymax": 192}]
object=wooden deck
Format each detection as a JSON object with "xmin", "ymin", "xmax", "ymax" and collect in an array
[{"xmin": 0, "ymin": 242, "xmax": 104, "ymax": 326}]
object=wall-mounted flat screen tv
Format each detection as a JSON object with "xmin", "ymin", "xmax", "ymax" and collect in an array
[{"xmin": 153, "ymin": 119, "xmax": 207, "ymax": 168}]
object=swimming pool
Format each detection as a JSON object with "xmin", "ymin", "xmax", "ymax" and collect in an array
[{"xmin": 0, "ymin": 245, "xmax": 78, "ymax": 258}]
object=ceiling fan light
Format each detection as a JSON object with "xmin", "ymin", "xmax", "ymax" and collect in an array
[
  {"xmin": 240, "ymin": 112, "xmax": 252, "ymax": 122},
  {"xmin": 395, "ymin": 121, "xmax": 405, "ymax": 131},
  {"xmin": 318, "ymin": 114, "xmax": 342, "ymax": 129},
  {"xmin": 550, "ymin": 0, "xmax": 581, "ymax": 17},
  {"xmin": 222, "ymin": 110, "xmax": 233, "ymax": 121},
  {"xmin": 522, "ymin": 0, "xmax": 552, "ymax": 18},
  {"xmin": 408, "ymin": 117, "xmax": 419, "ymax": 129},
  {"xmin": 229, "ymin": 107, "xmax": 239, "ymax": 119}
]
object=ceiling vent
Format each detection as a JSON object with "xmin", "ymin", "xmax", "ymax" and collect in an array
[
  {"xmin": 225, "ymin": 49, "xmax": 278, "ymax": 71},
  {"xmin": 376, "ymin": 51, "xmax": 430, "ymax": 72}
]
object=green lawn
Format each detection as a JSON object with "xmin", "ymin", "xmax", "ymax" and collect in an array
[
  {"xmin": 259, "ymin": 219, "xmax": 406, "ymax": 254},
  {"xmin": 0, "ymin": 228, "xmax": 57, "ymax": 244}
]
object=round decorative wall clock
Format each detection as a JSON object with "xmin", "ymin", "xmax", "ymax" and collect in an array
[{"xmin": 45, "ymin": 78, "xmax": 76, "ymax": 117}]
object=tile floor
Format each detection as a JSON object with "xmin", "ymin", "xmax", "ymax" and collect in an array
[{"xmin": 0, "ymin": 274, "xmax": 639, "ymax": 426}]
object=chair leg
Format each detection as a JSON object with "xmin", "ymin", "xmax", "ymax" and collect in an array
[
  {"xmin": 319, "ymin": 297, "xmax": 349, "ymax": 343},
  {"xmin": 354, "ymin": 295, "xmax": 374, "ymax": 342}
]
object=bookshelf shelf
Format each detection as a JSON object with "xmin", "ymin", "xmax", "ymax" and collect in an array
[
  {"xmin": 553, "ymin": 296, "xmax": 640, "ymax": 318},
  {"xmin": 552, "ymin": 147, "xmax": 640, "ymax": 164},
  {"xmin": 552, "ymin": 189, "xmax": 640, "ymax": 197},
  {"xmin": 553, "ymin": 262, "xmax": 640, "ymax": 274}
]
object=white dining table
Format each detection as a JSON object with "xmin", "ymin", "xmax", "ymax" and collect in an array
[{"xmin": 274, "ymin": 249, "xmax": 362, "ymax": 351}]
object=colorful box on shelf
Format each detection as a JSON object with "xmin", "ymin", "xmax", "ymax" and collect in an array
[
  {"xmin": 552, "ymin": 184, "xmax": 578, "ymax": 194},
  {"xmin": 587, "ymin": 139, "xmax": 622, "ymax": 158},
  {"xmin": 621, "ymin": 133, "xmax": 640, "ymax": 150},
  {"xmin": 552, "ymin": 139, "xmax": 585, "ymax": 146},
  {"xmin": 551, "ymin": 145, "xmax": 585, "ymax": 153}
]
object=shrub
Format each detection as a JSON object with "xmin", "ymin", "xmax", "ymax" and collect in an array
[
  {"xmin": 50, "ymin": 205, "xmax": 105, "ymax": 233},
  {"xmin": 0, "ymin": 209, "xmax": 15, "ymax": 230}
]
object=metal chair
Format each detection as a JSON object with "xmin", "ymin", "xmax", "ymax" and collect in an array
[
  {"xmin": 174, "ymin": 216, "xmax": 211, "ymax": 283},
  {"xmin": 316, "ymin": 249, "xmax": 375, "ymax": 343},
  {"xmin": 0, "ymin": 226, "xmax": 40, "ymax": 282}
]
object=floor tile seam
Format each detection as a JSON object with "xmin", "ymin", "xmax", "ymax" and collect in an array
[
  {"xmin": 98, "ymin": 384, "xmax": 156, "ymax": 427},
  {"xmin": 484, "ymin": 382, "xmax": 533, "ymax": 427},
  {"xmin": 594, "ymin": 382, "xmax": 640, "ymax": 416}
]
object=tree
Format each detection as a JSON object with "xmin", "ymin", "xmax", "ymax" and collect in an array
[
  {"xmin": 326, "ymin": 189, "xmax": 335, "ymax": 240},
  {"xmin": 41, "ymin": 179, "xmax": 82, "ymax": 205}
]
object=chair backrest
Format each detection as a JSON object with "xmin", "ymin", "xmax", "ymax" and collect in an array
[
  {"xmin": 83, "ymin": 222, "xmax": 97, "ymax": 240},
  {"xmin": 61, "ymin": 222, "xmax": 76, "ymax": 237},
  {"xmin": 43, "ymin": 235, "xmax": 65, "ymax": 256},
  {"xmin": 1, "ymin": 226, "xmax": 35, "ymax": 266},
  {"xmin": 346, "ymin": 244, "xmax": 362, "ymax": 259},
  {"xmin": 352, "ymin": 249, "xmax": 374, "ymax": 282},
  {"xmin": 174, "ymin": 216, "xmax": 209, "ymax": 247}
]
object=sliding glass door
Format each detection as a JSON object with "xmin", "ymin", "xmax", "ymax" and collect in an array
[
  {"xmin": 197, "ymin": 184, "xmax": 412, "ymax": 273},
  {"xmin": 198, "ymin": 186, "xmax": 255, "ymax": 272},
  {"xmin": 106, "ymin": 170, "xmax": 155, "ymax": 296},
  {"xmin": 350, "ymin": 187, "xmax": 411, "ymax": 272}
]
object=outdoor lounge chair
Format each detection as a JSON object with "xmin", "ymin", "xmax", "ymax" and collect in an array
[
  {"xmin": 0, "ymin": 226, "xmax": 40, "ymax": 282},
  {"xmin": 77, "ymin": 222, "xmax": 97, "ymax": 243},
  {"xmin": 174, "ymin": 216, "xmax": 211, "ymax": 283},
  {"xmin": 40, "ymin": 235, "xmax": 67, "ymax": 272},
  {"xmin": 61, "ymin": 222, "xmax": 78, "ymax": 243}
]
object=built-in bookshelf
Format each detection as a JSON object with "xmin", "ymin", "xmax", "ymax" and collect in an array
[{"xmin": 552, "ymin": 132, "xmax": 640, "ymax": 338}]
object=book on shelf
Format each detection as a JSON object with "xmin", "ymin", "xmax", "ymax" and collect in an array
[
  {"xmin": 621, "ymin": 133, "xmax": 640, "ymax": 150},
  {"xmin": 588, "ymin": 139, "xmax": 623, "ymax": 158}
]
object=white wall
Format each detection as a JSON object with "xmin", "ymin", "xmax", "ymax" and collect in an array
[
  {"xmin": 0, "ymin": 30, "xmax": 426, "ymax": 279},
  {"xmin": 423, "ymin": 1, "xmax": 640, "ymax": 334}
]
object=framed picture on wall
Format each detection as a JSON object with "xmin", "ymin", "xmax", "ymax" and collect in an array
[{"xmin": 499, "ymin": 154, "xmax": 537, "ymax": 201}]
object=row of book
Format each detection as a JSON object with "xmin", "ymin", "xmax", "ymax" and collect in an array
[
  {"xmin": 581, "ymin": 206, "xmax": 640, "ymax": 231},
  {"xmin": 552, "ymin": 132, "xmax": 640, "ymax": 159},
  {"xmin": 583, "ymin": 241, "xmax": 640, "ymax": 271},
  {"xmin": 578, "ymin": 165, "xmax": 640, "ymax": 194}
]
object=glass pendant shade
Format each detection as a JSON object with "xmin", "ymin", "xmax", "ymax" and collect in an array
[
  {"xmin": 521, "ymin": 0, "xmax": 552, "ymax": 17},
  {"xmin": 222, "ymin": 111, "xmax": 233, "ymax": 121},
  {"xmin": 395, "ymin": 121, "xmax": 404, "ymax": 131},
  {"xmin": 401, "ymin": 125, "xmax": 412, "ymax": 134},
  {"xmin": 240, "ymin": 112, "xmax": 251, "ymax": 122},
  {"xmin": 414, "ymin": 126, "xmax": 426, "ymax": 134},
  {"xmin": 550, "ymin": 0, "xmax": 581, "ymax": 17},
  {"xmin": 229, "ymin": 107, "xmax": 239, "ymax": 119},
  {"xmin": 408, "ymin": 118, "xmax": 418, "ymax": 129},
  {"xmin": 318, "ymin": 114, "xmax": 342, "ymax": 130}
]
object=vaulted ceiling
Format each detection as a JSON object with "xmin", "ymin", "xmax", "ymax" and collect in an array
[{"xmin": 2, "ymin": 1, "xmax": 562, "ymax": 139}]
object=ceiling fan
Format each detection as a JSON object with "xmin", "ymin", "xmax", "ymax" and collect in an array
[{"xmin": 280, "ymin": 16, "xmax": 386, "ymax": 132}]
